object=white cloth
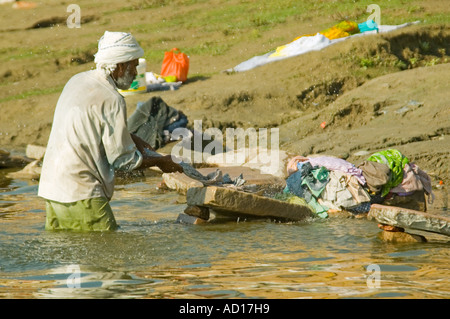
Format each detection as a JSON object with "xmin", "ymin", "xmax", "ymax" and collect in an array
[
  {"xmin": 38, "ymin": 69, "xmax": 143, "ymax": 203},
  {"xmin": 94, "ymin": 31, "xmax": 144, "ymax": 65},
  {"xmin": 228, "ymin": 21, "xmax": 420, "ymax": 72}
]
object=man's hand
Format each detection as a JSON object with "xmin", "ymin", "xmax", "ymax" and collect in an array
[
  {"xmin": 131, "ymin": 133, "xmax": 155, "ymax": 153},
  {"xmin": 156, "ymin": 155, "xmax": 183, "ymax": 173}
]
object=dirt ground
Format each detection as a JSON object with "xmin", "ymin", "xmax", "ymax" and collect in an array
[{"xmin": 0, "ymin": 0, "xmax": 449, "ymax": 186}]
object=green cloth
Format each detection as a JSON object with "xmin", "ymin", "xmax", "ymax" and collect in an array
[
  {"xmin": 366, "ymin": 149, "xmax": 409, "ymax": 196},
  {"xmin": 301, "ymin": 166, "xmax": 329, "ymax": 198},
  {"xmin": 276, "ymin": 191, "xmax": 328, "ymax": 219},
  {"xmin": 45, "ymin": 197, "xmax": 118, "ymax": 231}
]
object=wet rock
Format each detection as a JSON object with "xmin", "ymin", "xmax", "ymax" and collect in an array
[
  {"xmin": 26, "ymin": 144, "xmax": 46, "ymax": 160},
  {"xmin": 186, "ymin": 186, "xmax": 315, "ymax": 222},
  {"xmin": 6, "ymin": 160, "xmax": 41, "ymax": 180},
  {"xmin": 176, "ymin": 212, "xmax": 208, "ymax": 225},
  {"xmin": 162, "ymin": 171, "xmax": 204, "ymax": 195},
  {"xmin": 368, "ymin": 204, "xmax": 450, "ymax": 236},
  {"xmin": 378, "ymin": 230, "xmax": 427, "ymax": 243},
  {"xmin": 378, "ymin": 223, "xmax": 405, "ymax": 232},
  {"xmin": 0, "ymin": 149, "xmax": 10, "ymax": 158},
  {"xmin": 184, "ymin": 205, "xmax": 210, "ymax": 220}
]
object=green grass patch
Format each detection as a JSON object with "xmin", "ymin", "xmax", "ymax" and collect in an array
[{"xmin": 0, "ymin": 86, "xmax": 63, "ymax": 104}]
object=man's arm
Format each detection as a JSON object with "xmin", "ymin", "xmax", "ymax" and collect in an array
[{"xmin": 131, "ymin": 133, "xmax": 183, "ymax": 173}]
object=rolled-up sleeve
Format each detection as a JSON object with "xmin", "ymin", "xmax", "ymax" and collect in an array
[{"xmin": 101, "ymin": 98, "xmax": 143, "ymax": 171}]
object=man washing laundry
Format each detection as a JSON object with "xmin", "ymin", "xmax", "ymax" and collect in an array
[{"xmin": 38, "ymin": 31, "xmax": 183, "ymax": 231}]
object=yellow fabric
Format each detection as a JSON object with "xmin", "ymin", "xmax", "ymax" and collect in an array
[
  {"xmin": 320, "ymin": 20, "xmax": 359, "ymax": 40},
  {"xmin": 271, "ymin": 20, "xmax": 360, "ymax": 57}
]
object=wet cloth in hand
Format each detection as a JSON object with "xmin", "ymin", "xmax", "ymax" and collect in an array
[{"xmin": 144, "ymin": 149, "xmax": 245, "ymax": 187}]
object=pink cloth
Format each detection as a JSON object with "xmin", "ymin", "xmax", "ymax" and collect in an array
[
  {"xmin": 286, "ymin": 155, "xmax": 366, "ymax": 185},
  {"xmin": 286, "ymin": 156, "xmax": 309, "ymax": 176},
  {"xmin": 390, "ymin": 163, "xmax": 435, "ymax": 203},
  {"xmin": 307, "ymin": 156, "xmax": 366, "ymax": 185}
]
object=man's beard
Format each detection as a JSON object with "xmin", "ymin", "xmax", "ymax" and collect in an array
[{"xmin": 114, "ymin": 65, "xmax": 135, "ymax": 90}]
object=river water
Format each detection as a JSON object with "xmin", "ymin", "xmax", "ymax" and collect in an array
[{"xmin": 0, "ymin": 168, "xmax": 449, "ymax": 299}]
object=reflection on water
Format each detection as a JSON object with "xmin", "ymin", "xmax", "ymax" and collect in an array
[{"xmin": 0, "ymin": 169, "xmax": 449, "ymax": 299}]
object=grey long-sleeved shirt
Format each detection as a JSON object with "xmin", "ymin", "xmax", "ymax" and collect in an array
[{"xmin": 38, "ymin": 69, "xmax": 142, "ymax": 203}]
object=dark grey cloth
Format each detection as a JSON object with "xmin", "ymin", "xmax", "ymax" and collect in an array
[
  {"xmin": 358, "ymin": 160, "xmax": 391, "ymax": 193},
  {"xmin": 127, "ymin": 96, "xmax": 180, "ymax": 149}
]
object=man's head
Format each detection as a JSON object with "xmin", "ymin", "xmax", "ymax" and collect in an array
[
  {"xmin": 94, "ymin": 31, "xmax": 144, "ymax": 88},
  {"xmin": 111, "ymin": 59, "xmax": 139, "ymax": 90}
]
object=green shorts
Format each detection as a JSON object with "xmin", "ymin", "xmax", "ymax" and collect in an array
[{"xmin": 45, "ymin": 197, "xmax": 118, "ymax": 231}]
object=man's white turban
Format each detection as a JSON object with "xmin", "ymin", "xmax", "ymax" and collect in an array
[{"xmin": 94, "ymin": 31, "xmax": 144, "ymax": 65}]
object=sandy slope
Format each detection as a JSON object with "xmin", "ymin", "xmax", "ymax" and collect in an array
[{"xmin": 0, "ymin": 1, "xmax": 448, "ymax": 184}]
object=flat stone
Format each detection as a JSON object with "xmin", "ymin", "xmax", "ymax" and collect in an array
[
  {"xmin": 26, "ymin": 144, "xmax": 46, "ymax": 160},
  {"xmin": 162, "ymin": 171, "xmax": 204, "ymax": 195},
  {"xmin": 186, "ymin": 186, "xmax": 315, "ymax": 222},
  {"xmin": 163, "ymin": 166, "xmax": 286, "ymax": 195},
  {"xmin": 6, "ymin": 160, "xmax": 41, "ymax": 180},
  {"xmin": 378, "ymin": 231, "xmax": 427, "ymax": 243},
  {"xmin": 184, "ymin": 205, "xmax": 210, "ymax": 220},
  {"xmin": 368, "ymin": 204, "xmax": 450, "ymax": 236}
]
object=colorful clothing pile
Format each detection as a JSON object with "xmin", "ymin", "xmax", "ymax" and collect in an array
[{"xmin": 282, "ymin": 149, "xmax": 434, "ymax": 218}]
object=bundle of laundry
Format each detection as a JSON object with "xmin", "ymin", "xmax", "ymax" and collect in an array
[
  {"xmin": 284, "ymin": 156, "xmax": 371, "ymax": 218},
  {"xmin": 283, "ymin": 149, "xmax": 435, "ymax": 218},
  {"xmin": 127, "ymin": 96, "xmax": 188, "ymax": 150},
  {"xmin": 358, "ymin": 149, "xmax": 434, "ymax": 204}
]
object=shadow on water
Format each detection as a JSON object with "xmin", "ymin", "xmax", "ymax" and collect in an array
[{"xmin": 0, "ymin": 171, "xmax": 449, "ymax": 299}]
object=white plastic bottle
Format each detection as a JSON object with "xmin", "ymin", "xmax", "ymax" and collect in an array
[{"xmin": 136, "ymin": 58, "xmax": 147, "ymax": 89}]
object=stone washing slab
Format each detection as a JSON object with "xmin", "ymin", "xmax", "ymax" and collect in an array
[
  {"xmin": 162, "ymin": 172, "xmax": 204, "ymax": 195},
  {"xmin": 186, "ymin": 186, "xmax": 315, "ymax": 222},
  {"xmin": 368, "ymin": 204, "xmax": 450, "ymax": 237},
  {"xmin": 163, "ymin": 166, "xmax": 286, "ymax": 195}
]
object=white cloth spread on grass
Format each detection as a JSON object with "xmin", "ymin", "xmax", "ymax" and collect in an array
[
  {"xmin": 228, "ymin": 22, "xmax": 420, "ymax": 72},
  {"xmin": 94, "ymin": 31, "xmax": 144, "ymax": 65},
  {"xmin": 38, "ymin": 69, "xmax": 143, "ymax": 203}
]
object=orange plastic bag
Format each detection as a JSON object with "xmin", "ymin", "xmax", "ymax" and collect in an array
[{"xmin": 160, "ymin": 48, "xmax": 189, "ymax": 82}]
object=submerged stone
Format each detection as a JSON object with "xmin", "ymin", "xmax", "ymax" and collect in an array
[
  {"xmin": 368, "ymin": 204, "xmax": 450, "ymax": 236},
  {"xmin": 186, "ymin": 186, "xmax": 315, "ymax": 222},
  {"xmin": 378, "ymin": 230, "xmax": 427, "ymax": 243}
]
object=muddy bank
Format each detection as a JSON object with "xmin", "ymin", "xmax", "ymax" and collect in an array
[{"xmin": 0, "ymin": 11, "xmax": 448, "ymax": 184}]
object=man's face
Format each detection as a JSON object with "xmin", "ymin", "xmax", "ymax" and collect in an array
[{"xmin": 114, "ymin": 59, "xmax": 139, "ymax": 90}]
